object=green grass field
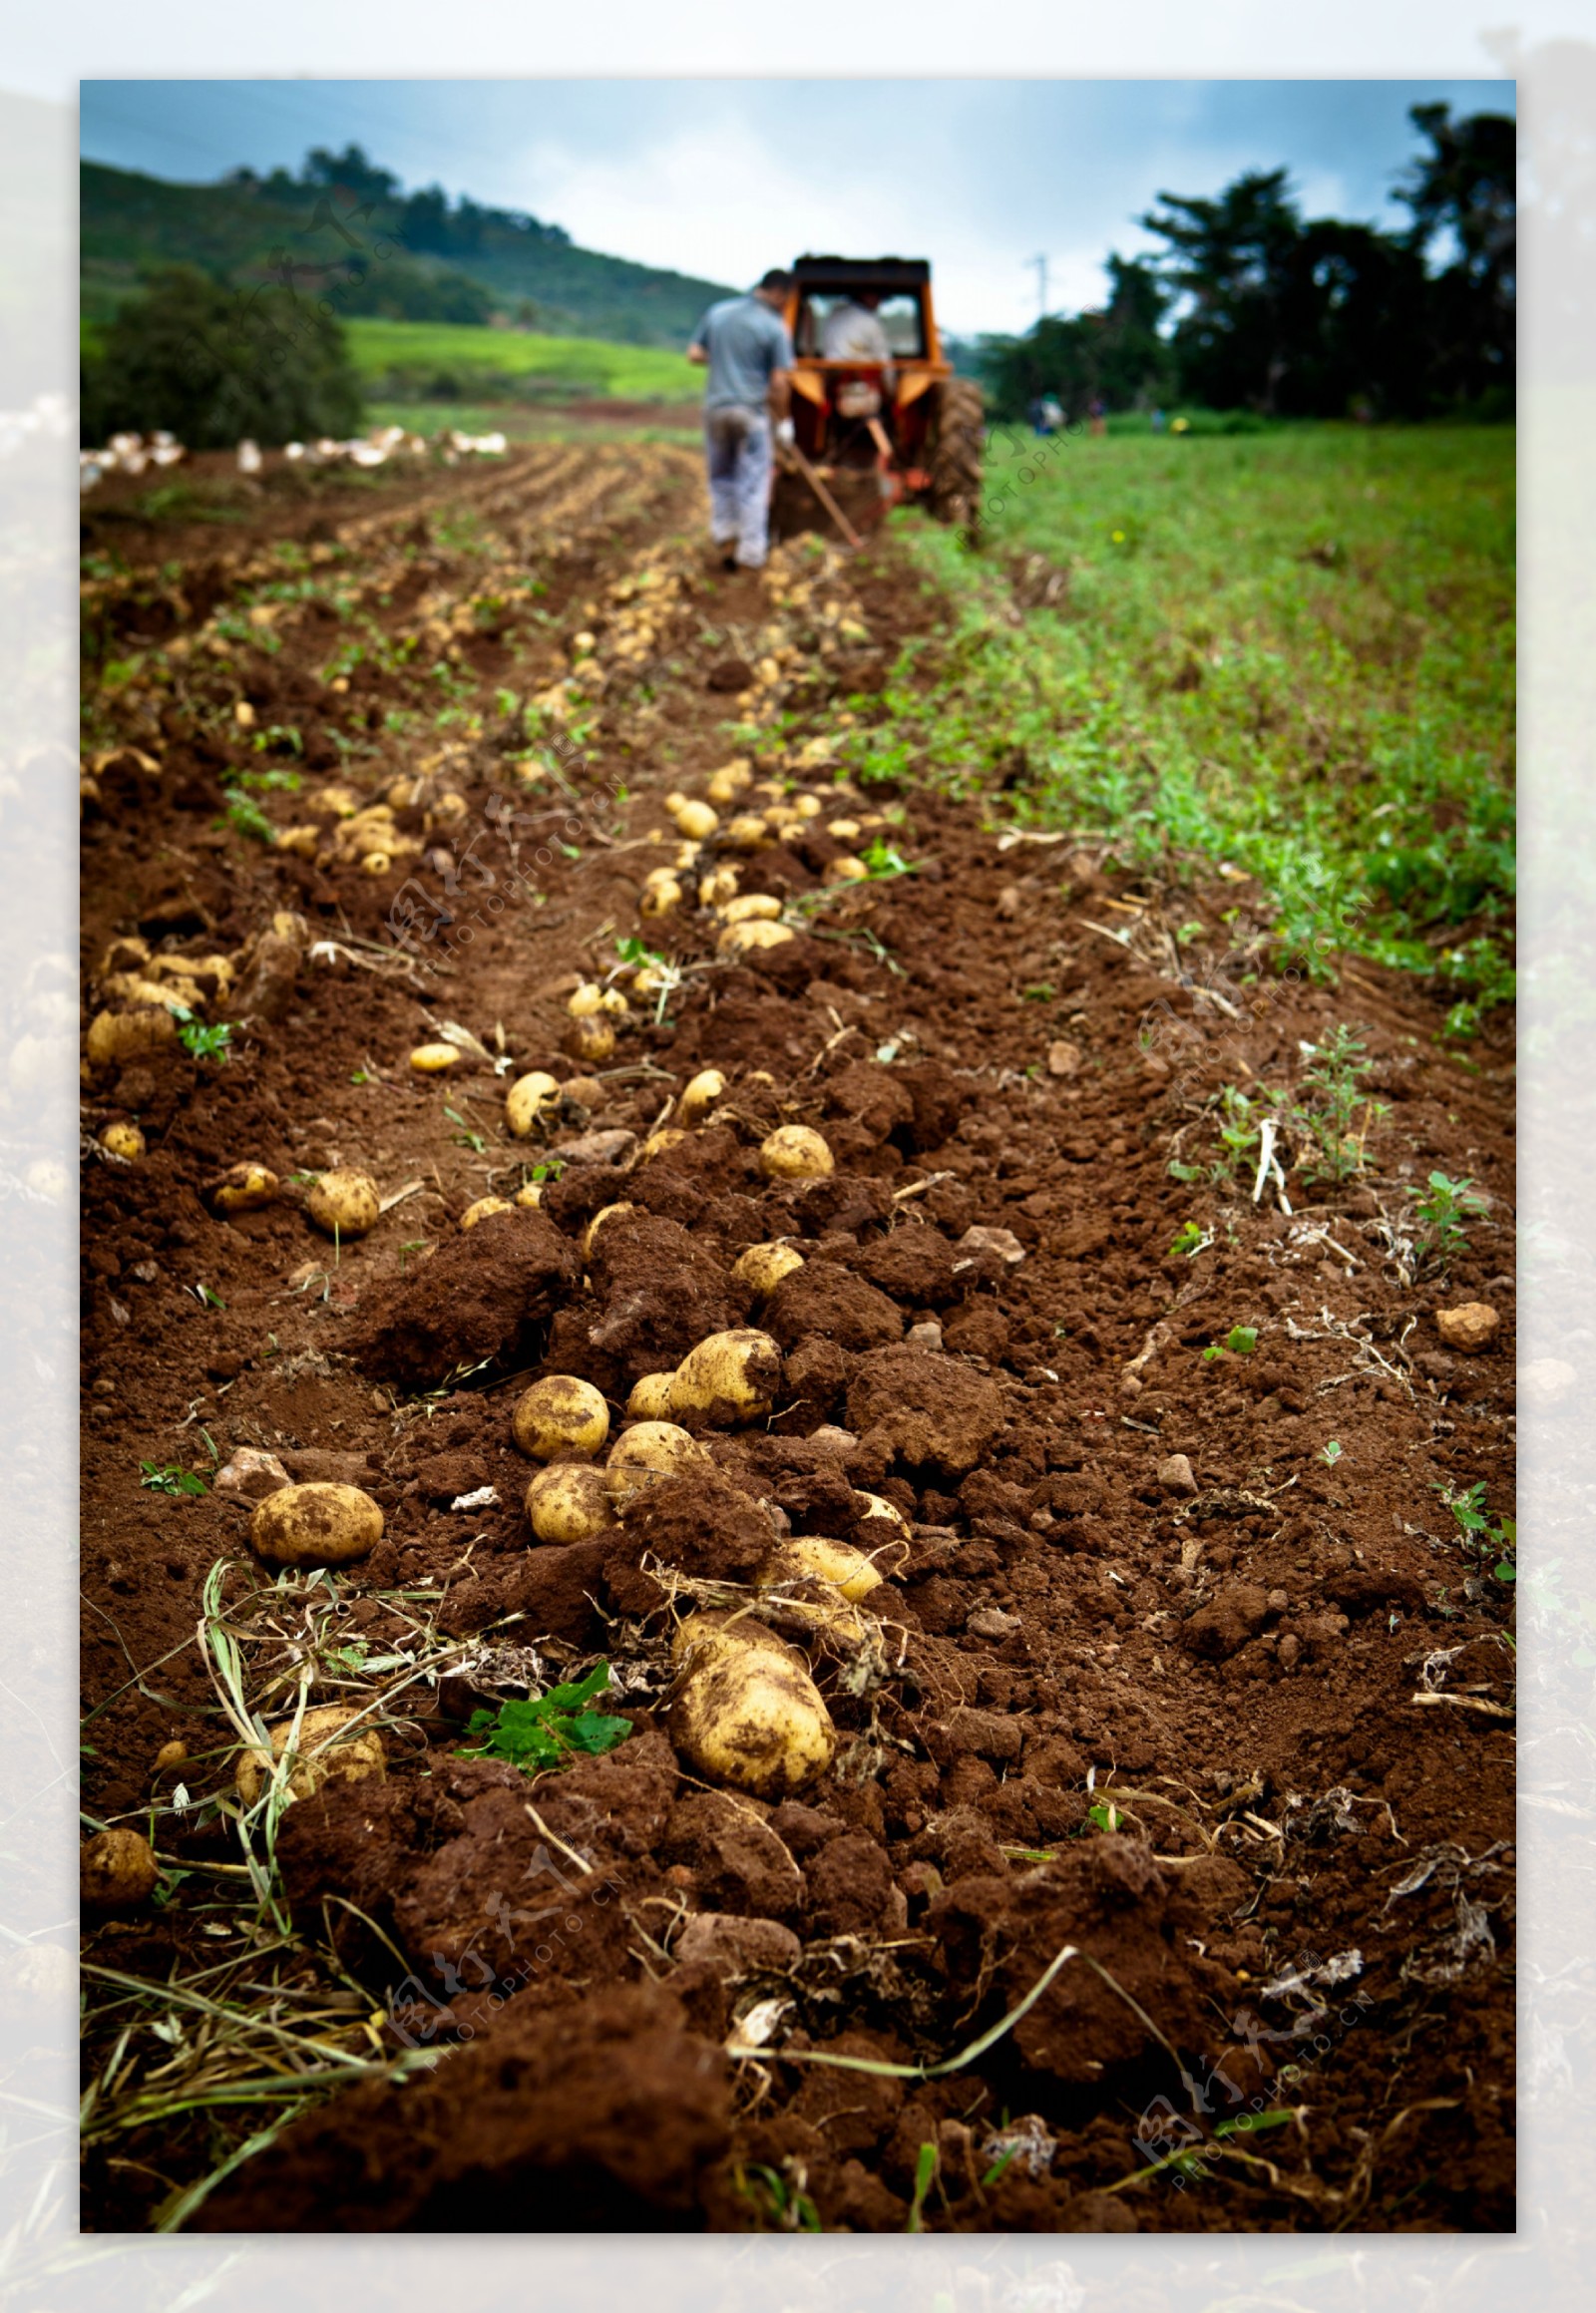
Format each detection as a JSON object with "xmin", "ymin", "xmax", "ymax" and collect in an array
[
  {"xmin": 346, "ymin": 318, "xmax": 697, "ymax": 403},
  {"xmin": 862, "ymin": 424, "xmax": 1514, "ymax": 1033}
]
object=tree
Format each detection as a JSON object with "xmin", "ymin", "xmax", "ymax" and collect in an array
[
  {"xmin": 1396, "ymin": 103, "xmax": 1515, "ymax": 408},
  {"xmin": 301, "ymin": 144, "xmax": 400, "ymax": 208},
  {"xmin": 80, "ymin": 265, "xmax": 364, "ymax": 449},
  {"xmin": 1140, "ymin": 169, "xmax": 1303, "ymax": 413}
]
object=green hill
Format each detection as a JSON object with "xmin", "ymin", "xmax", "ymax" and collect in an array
[
  {"xmin": 81, "ymin": 157, "xmax": 735, "ymax": 348},
  {"xmin": 346, "ymin": 318, "xmax": 696, "ymax": 403}
]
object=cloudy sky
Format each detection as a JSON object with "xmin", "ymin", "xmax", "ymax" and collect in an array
[{"xmin": 81, "ymin": 78, "xmax": 1514, "ymax": 336}]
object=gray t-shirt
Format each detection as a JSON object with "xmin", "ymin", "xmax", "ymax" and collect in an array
[{"xmin": 692, "ymin": 294, "xmax": 794, "ymax": 413}]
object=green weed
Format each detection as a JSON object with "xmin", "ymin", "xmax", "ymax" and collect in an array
[
  {"xmin": 460, "ymin": 1664, "xmax": 631, "ymax": 1774},
  {"xmin": 173, "ymin": 1010, "xmax": 232, "ymax": 1064},
  {"xmin": 140, "ymin": 1461, "xmax": 206, "ymax": 1497},
  {"xmin": 1411, "ymin": 1169, "xmax": 1488, "ymax": 1265},
  {"xmin": 1440, "ymin": 1481, "xmax": 1516, "ymax": 1584},
  {"xmin": 1203, "ymin": 1325, "xmax": 1258, "ymax": 1361}
]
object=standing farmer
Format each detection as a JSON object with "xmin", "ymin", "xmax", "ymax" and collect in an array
[{"xmin": 687, "ymin": 268, "xmax": 795, "ymax": 572}]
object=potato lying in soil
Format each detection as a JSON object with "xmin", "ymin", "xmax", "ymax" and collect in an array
[
  {"xmin": 461, "ymin": 1195, "xmax": 514, "ymax": 1230},
  {"xmin": 99, "ymin": 1122, "xmax": 145, "ymax": 1161},
  {"xmin": 625, "ymin": 1372, "xmax": 678, "ymax": 1420},
  {"xmin": 87, "ymin": 1006, "xmax": 177, "ymax": 1069},
  {"xmin": 668, "ymin": 1613, "xmax": 836, "ymax": 1799},
  {"xmin": 718, "ymin": 919, "xmax": 794, "ymax": 958},
  {"xmin": 584, "ymin": 1201, "xmax": 635, "ymax": 1253},
  {"xmin": 525, "ymin": 1461, "xmax": 617, "ymax": 1544},
  {"xmin": 678, "ymin": 1067, "xmax": 726, "ymax": 1125},
  {"xmin": 207, "ymin": 1161, "xmax": 278, "ymax": 1216},
  {"xmin": 605, "ymin": 1420, "xmax": 708, "ymax": 1505},
  {"xmin": 778, "ymin": 1534, "xmax": 884, "ymax": 1603},
  {"xmin": 565, "ymin": 1016, "xmax": 616, "ymax": 1065},
  {"xmin": 758, "ymin": 1124, "xmax": 834, "ymax": 1181},
  {"xmin": 513, "ymin": 1374, "xmax": 610, "ymax": 1461},
  {"xmin": 672, "ymin": 799, "xmax": 719, "ymax": 842},
  {"xmin": 732, "ymin": 1241, "xmax": 805, "ymax": 1299},
  {"xmin": 81, "ymin": 1826, "xmax": 159, "ymax": 1912},
  {"xmin": 234, "ymin": 1703, "xmax": 384, "ymax": 1807},
  {"xmin": 506, "ymin": 1070, "xmax": 562, "ymax": 1137},
  {"xmin": 306, "ymin": 1168, "xmax": 380, "ymax": 1238},
  {"xmin": 718, "ymin": 893, "xmax": 782, "ymax": 926},
  {"xmin": 251, "ymin": 1481, "xmax": 384, "ymax": 1567},
  {"xmin": 669, "ymin": 1329, "xmax": 782, "ymax": 1425},
  {"xmin": 409, "ymin": 1042, "xmax": 460, "ymax": 1074}
]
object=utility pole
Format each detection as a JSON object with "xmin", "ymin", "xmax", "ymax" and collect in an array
[{"xmin": 1029, "ymin": 253, "xmax": 1048, "ymax": 323}]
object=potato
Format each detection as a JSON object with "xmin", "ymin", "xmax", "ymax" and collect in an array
[
  {"xmin": 251, "ymin": 1481, "xmax": 384, "ymax": 1567},
  {"xmin": 718, "ymin": 919, "xmax": 795, "ymax": 958},
  {"xmin": 100, "ymin": 1121, "xmax": 145, "ymax": 1162},
  {"xmin": 625, "ymin": 1371, "xmax": 678, "ymax": 1420},
  {"xmin": 793, "ymin": 794, "xmax": 822, "ymax": 820},
  {"xmin": 410, "ymin": 1041, "xmax": 460, "ymax": 1073},
  {"xmin": 724, "ymin": 814, "xmax": 771, "ymax": 851},
  {"xmin": 679, "ymin": 1067, "xmax": 726, "ymax": 1125},
  {"xmin": 826, "ymin": 817, "xmax": 861, "ymax": 841},
  {"xmin": 732, "ymin": 1241, "xmax": 804, "ymax": 1299},
  {"xmin": 154, "ymin": 1738, "xmax": 188, "ymax": 1773},
  {"xmin": 640, "ymin": 1126, "xmax": 689, "ymax": 1160},
  {"xmin": 599, "ymin": 986, "xmax": 630, "ymax": 1018},
  {"xmin": 718, "ymin": 893, "xmax": 782, "ymax": 926},
  {"xmin": 513, "ymin": 1373, "xmax": 609, "ymax": 1462},
  {"xmin": 780, "ymin": 1534, "xmax": 883, "ymax": 1603},
  {"xmin": 234, "ymin": 1703, "xmax": 384, "ymax": 1808},
  {"xmin": 461, "ymin": 1194, "xmax": 514, "ymax": 1230},
  {"xmin": 584, "ymin": 1200, "xmax": 635, "ymax": 1253},
  {"xmin": 86, "ymin": 1007, "xmax": 177, "ymax": 1069},
  {"xmin": 568, "ymin": 981, "xmax": 605, "ymax": 1018},
  {"xmin": 669, "ymin": 1329, "xmax": 782, "ymax": 1423},
  {"xmin": 640, "ymin": 877, "xmax": 682, "ymax": 919},
  {"xmin": 827, "ymin": 856, "xmax": 868, "ymax": 884},
  {"xmin": 605, "ymin": 1420, "xmax": 709, "ymax": 1505},
  {"xmin": 306, "ymin": 1167, "xmax": 381, "ymax": 1238},
  {"xmin": 672, "ymin": 799, "xmax": 719, "ymax": 842},
  {"xmin": 667, "ymin": 1613, "xmax": 836, "ymax": 1799},
  {"xmin": 566, "ymin": 1015, "xmax": 616, "ymax": 1065},
  {"xmin": 856, "ymin": 1492, "xmax": 912, "ymax": 1574},
  {"xmin": 525, "ymin": 1461, "xmax": 617, "ymax": 1544},
  {"xmin": 362, "ymin": 852, "xmax": 392, "ymax": 876},
  {"xmin": 699, "ymin": 865, "xmax": 740, "ymax": 907},
  {"xmin": 506, "ymin": 1069, "xmax": 562, "ymax": 1137},
  {"xmin": 207, "ymin": 1160, "xmax": 279, "ymax": 1216},
  {"xmin": 514, "ymin": 1181, "xmax": 543, "ymax": 1208},
  {"xmin": 758, "ymin": 1124, "xmax": 834, "ymax": 1181},
  {"xmin": 663, "ymin": 789, "xmax": 688, "ymax": 815},
  {"xmin": 81, "ymin": 1827, "xmax": 160, "ymax": 1912},
  {"xmin": 562, "ymin": 1073, "xmax": 607, "ymax": 1107},
  {"xmin": 706, "ymin": 759, "xmax": 753, "ymax": 806}
]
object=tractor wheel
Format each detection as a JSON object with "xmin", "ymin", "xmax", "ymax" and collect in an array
[{"xmin": 927, "ymin": 377, "xmax": 985, "ymax": 536}]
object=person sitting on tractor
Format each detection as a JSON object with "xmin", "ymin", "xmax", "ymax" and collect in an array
[
  {"xmin": 820, "ymin": 287, "xmax": 896, "ymax": 385},
  {"xmin": 686, "ymin": 267, "xmax": 795, "ymax": 572}
]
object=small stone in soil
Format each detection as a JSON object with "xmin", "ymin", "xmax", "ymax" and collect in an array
[
  {"xmin": 213, "ymin": 1446, "xmax": 291, "ymax": 1501},
  {"xmin": 1435, "ymin": 1302, "xmax": 1500, "ymax": 1353},
  {"xmin": 907, "ymin": 1321, "xmax": 944, "ymax": 1350},
  {"xmin": 1158, "ymin": 1452, "xmax": 1198, "ymax": 1496}
]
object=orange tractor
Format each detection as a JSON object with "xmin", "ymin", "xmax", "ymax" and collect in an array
[{"xmin": 774, "ymin": 254, "xmax": 985, "ymax": 543}]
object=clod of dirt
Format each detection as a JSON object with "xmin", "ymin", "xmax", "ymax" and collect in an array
[
  {"xmin": 660, "ymin": 1790, "xmax": 806, "ymax": 1917},
  {"xmin": 341, "ymin": 1210, "xmax": 579, "ymax": 1386},
  {"xmin": 942, "ymin": 1300, "xmax": 1010, "ymax": 1361},
  {"xmin": 823, "ymin": 1061, "xmax": 915, "ymax": 1145},
  {"xmin": 763, "ymin": 1262, "xmax": 904, "ymax": 1353},
  {"xmin": 587, "ymin": 1213, "xmax": 743, "ymax": 1381},
  {"xmin": 192, "ymin": 1983, "xmax": 730, "ymax": 2231},
  {"xmin": 1182, "ymin": 1581, "xmax": 1271, "ymax": 1660},
  {"xmin": 674, "ymin": 1912, "xmax": 801, "ymax": 1975},
  {"xmin": 846, "ymin": 1345, "xmax": 1004, "ymax": 1477},
  {"xmin": 1436, "ymin": 1302, "xmax": 1500, "ymax": 1352},
  {"xmin": 618, "ymin": 1466, "xmax": 774, "ymax": 1582},
  {"xmin": 442, "ymin": 1535, "xmax": 612, "ymax": 1642},
  {"xmin": 852, "ymin": 1223, "xmax": 960, "ymax": 1307}
]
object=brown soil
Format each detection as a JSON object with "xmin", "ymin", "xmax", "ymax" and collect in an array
[{"xmin": 79, "ymin": 440, "xmax": 1515, "ymax": 2236}]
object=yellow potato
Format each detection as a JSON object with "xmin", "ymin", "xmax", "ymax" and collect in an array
[
  {"xmin": 669, "ymin": 1329, "xmax": 782, "ymax": 1423},
  {"xmin": 604, "ymin": 1420, "xmax": 709, "ymax": 1505},
  {"xmin": 461, "ymin": 1195, "xmax": 514, "ymax": 1230},
  {"xmin": 410, "ymin": 1041, "xmax": 460, "ymax": 1073},
  {"xmin": 672, "ymin": 799, "xmax": 719, "ymax": 842},
  {"xmin": 100, "ymin": 1122, "xmax": 145, "ymax": 1162},
  {"xmin": 639, "ymin": 1126, "xmax": 689, "ymax": 1160},
  {"xmin": 599, "ymin": 987, "xmax": 630, "ymax": 1018},
  {"xmin": 234, "ymin": 1704, "xmax": 384, "ymax": 1808},
  {"xmin": 251, "ymin": 1481, "xmax": 384, "ymax": 1567},
  {"xmin": 679, "ymin": 1067, "xmax": 726, "ymax": 1125},
  {"xmin": 667, "ymin": 1614, "xmax": 836, "ymax": 1800},
  {"xmin": 86, "ymin": 1007, "xmax": 177, "ymax": 1069},
  {"xmin": 724, "ymin": 814, "xmax": 770, "ymax": 851},
  {"xmin": 826, "ymin": 817, "xmax": 861, "ymax": 841},
  {"xmin": 624, "ymin": 1371, "xmax": 678, "ymax": 1420},
  {"xmin": 793, "ymin": 794, "xmax": 822, "ymax": 820},
  {"xmin": 640, "ymin": 878, "xmax": 682, "ymax": 919},
  {"xmin": 306, "ymin": 1168, "xmax": 381, "ymax": 1237},
  {"xmin": 718, "ymin": 919, "xmax": 795, "ymax": 958},
  {"xmin": 663, "ymin": 789, "xmax": 688, "ymax": 815},
  {"xmin": 584, "ymin": 1201, "xmax": 635, "ymax": 1253},
  {"xmin": 362, "ymin": 852, "xmax": 392, "ymax": 876},
  {"xmin": 732, "ymin": 1242, "xmax": 805, "ymax": 1299},
  {"xmin": 513, "ymin": 1374, "xmax": 610, "ymax": 1462},
  {"xmin": 515, "ymin": 1181, "xmax": 544, "ymax": 1208},
  {"xmin": 506, "ymin": 1070, "xmax": 562, "ymax": 1137},
  {"xmin": 80, "ymin": 1827, "xmax": 160, "ymax": 1912},
  {"xmin": 699, "ymin": 865, "xmax": 740, "ymax": 907},
  {"xmin": 826, "ymin": 856, "xmax": 868, "ymax": 884},
  {"xmin": 758, "ymin": 1124, "xmax": 834, "ymax": 1181},
  {"xmin": 780, "ymin": 1535, "xmax": 883, "ymax": 1603},
  {"xmin": 208, "ymin": 1161, "xmax": 279, "ymax": 1216},
  {"xmin": 718, "ymin": 893, "xmax": 783, "ymax": 926},
  {"xmin": 566, "ymin": 1016, "xmax": 616, "ymax": 1065},
  {"xmin": 568, "ymin": 982, "xmax": 604, "ymax": 1018},
  {"xmin": 562, "ymin": 1074, "xmax": 607, "ymax": 1107},
  {"xmin": 525, "ymin": 1461, "xmax": 617, "ymax": 1544},
  {"xmin": 706, "ymin": 759, "xmax": 753, "ymax": 805}
]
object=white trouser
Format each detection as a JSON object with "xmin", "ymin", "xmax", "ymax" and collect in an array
[{"xmin": 704, "ymin": 405, "xmax": 773, "ymax": 568}]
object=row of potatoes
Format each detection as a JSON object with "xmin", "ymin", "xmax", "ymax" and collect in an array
[{"xmin": 635, "ymin": 756, "xmax": 888, "ymax": 936}]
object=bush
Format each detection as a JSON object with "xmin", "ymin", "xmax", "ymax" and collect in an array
[{"xmin": 81, "ymin": 265, "xmax": 364, "ymax": 449}]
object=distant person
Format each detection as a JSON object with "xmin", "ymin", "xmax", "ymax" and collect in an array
[
  {"xmin": 1040, "ymin": 395, "xmax": 1063, "ymax": 434},
  {"xmin": 1088, "ymin": 394, "xmax": 1106, "ymax": 438},
  {"xmin": 686, "ymin": 268, "xmax": 795, "ymax": 572},
  {"xmin": 821, "ymin": 286, "xmax": 894, "ymax": 378},
  {"xmin": 1151, "ymin": 406, "xmax": 1166, "ymax": 432}
]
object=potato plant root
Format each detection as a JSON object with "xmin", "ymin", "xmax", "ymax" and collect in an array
[{"xmin": 79, "ymin": 441, "xmax": 1514, "ymax": 2234}]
